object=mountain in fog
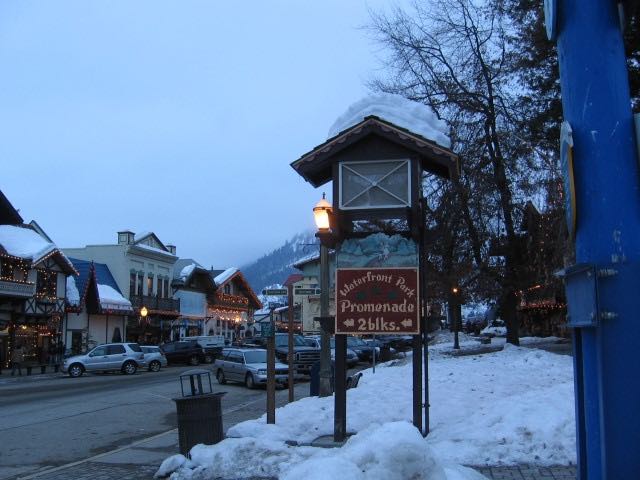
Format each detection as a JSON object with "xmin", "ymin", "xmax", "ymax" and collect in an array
[{"xmin": 242, "ymin": 230, "xmax": 318, "ymax": 294}]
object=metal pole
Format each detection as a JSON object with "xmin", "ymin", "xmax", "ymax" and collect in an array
[
  {"xmin": 372, "ymin": 334, "xmax": 376, "ymax": 374},
  {"xmin": 412, "ymin": 333, "xmax": 423, "ymax": 431},
  {"xmin": 556, "ymin": 2, "xmax": 640, "ymax": 477},
  {"xmin": 420, "ymin": 228, "xmax": 429, "ymax": 435},
  {"xmin": 287, "ymin": 284, "xmax": 295, "ymax": 403},
  {"xmin": 319, "ymin": 242, "xmax": 332, "ymax": 397},
  {"xmin": 334, "ymin": 334, "xmax": 347, "ymax": 442},
  {"xmin": 266, "ymin": 308, "xmax": 276, "ymax": 424},
  {"xmin": 453, "ymin": 304, "xmax": 460, "ymax": 350}
]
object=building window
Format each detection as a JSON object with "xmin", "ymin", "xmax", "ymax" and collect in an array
[
  {"xmin": 163, "ymin": 279, "xmax": 169, "ymax": 298},
  {"xmin": 157, "ymin": 277, "xmax": 163, "ymax": 298},
  {"xmin": 147, "ymin": 275, "xmax": 153, "ymax": 296},
  {"xmin": 224, "ymin": 284, "xmax": 231, "ymax": 294},
  {"xmin": 36, "ymin": 270, "xmax": 57, "ymax": 298},
  {"xmin": 130, "ymin": 273, "xmax": 137, "ymax": 297},
  {"xmin": 137, "ymin": 273, "xmax": 144, "ymax": 296}
]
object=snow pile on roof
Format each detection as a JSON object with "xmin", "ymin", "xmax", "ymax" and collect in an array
[
  {"xmin": 159, "ymin": 340, "xmax": 575, "ymax": 478},
  {"xmin": 179, "ymin": 263, "xmax": 196, "ymax": 280},
  {"xmin": 97, "ymin": 284, "xmax": 132, "ymax": 311},
  {"xmin": 328, "ymin": 93, "xmax": 451, "ymax": 148},
  {"xmin": 157, "ymin": 422, "xmax": 485, "ymax": 480},
  {"xmin": 214, "ymin": 267, "xmax": 238, "ymax": 286},
  {"xmin": 66, "ymin": 276, "xmax": 80, "ymax": 306},
  {"xmin": 135, "ymin": 243, "xmax": 176, "ymax": 256},
  {"xmin": 0, "ymin": 225, "xmax": 56, "ymax": 262},
  {"xmin": 134, "ymin": 231, "xmax": 152, "ymax": 242}
]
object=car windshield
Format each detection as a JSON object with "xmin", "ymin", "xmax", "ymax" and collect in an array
[
  {"xmin": 347, "ymin": 337, "xmax": 366, "ymax": 346},
  {"xmin": 243, "ymin": 351, "xmax": 267, "ymax": 363},
  {"xmin": 128, "ymin": 343, "xmax": 142, "ymax": 352},
  {"xmin": 275, "ymin": 335, "xmax": 307, "ymax": 347}
]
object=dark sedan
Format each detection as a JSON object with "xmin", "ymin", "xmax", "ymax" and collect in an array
[{"xmin": 160, "ymin": 341, "xmax": 210, "ymax": 366}]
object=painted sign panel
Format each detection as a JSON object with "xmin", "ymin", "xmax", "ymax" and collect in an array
[
  {"xmin": 337, "ymin": 233, "xmax": 418, "ymax": 268},
  {"xmin": 335, "ymin": 267, "xmax": 419, "ymax": 334}
]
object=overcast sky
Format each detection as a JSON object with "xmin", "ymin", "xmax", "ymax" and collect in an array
[{"xmin": 0, "ymin": 1, "xmax": 393, "ymax": 267}]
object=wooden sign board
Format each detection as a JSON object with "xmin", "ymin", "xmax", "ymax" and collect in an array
[{"xmin": 335, "ymin": 267, "xmax": 419, "ymax": 335}]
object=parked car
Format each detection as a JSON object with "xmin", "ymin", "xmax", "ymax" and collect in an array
[
  {"xmin": 160, "ymin": 340, "xmax": 209, "ymax": 366},
  {"xmin": 140, "ymin": 345, "xmax": 168, "ymax": 372},
  {"xmin": 214, "ymin": 348, "xmax": 289, "ymax": 389},
  {"xmin": 181, "ymin": 335, "xmax": 225, "ymax": 361},
  {"xmin": 328, "ymin": 338, "xmax": 360, "ymax": 367},
  {"xmin": 346, "ymin": 336, "xmax": 378, "ymax": 362},
  {"xmin": 62, "ymin": 343, "xmax": 145, "ymax": 378},
  {"xmin": 245, "ymin": 334, "xmax": 320, "ymax": 375},
  {"xmin": 362, "ymin": 338, "xmax": 398, "ymax": 358}
]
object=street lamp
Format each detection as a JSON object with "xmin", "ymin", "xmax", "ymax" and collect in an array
[
  {"xmin": 314, "ymin": 193, "xmax": 333, "ymax": 397},
  {"xmin": 450, "ymin": 287, "xmax": 461, "ymax": 350},
  {"xmin": 313, "ymin": 193, "xmax": 332, "ymax": 232}
]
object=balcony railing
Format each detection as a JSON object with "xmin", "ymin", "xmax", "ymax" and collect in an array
[
  {"xmin": 130, "ymin": 295, "xmax": 180, "ymax": 313},
  {"xmin": 0, "ymin": 279, "xmax": 36, "ymax": 299}
]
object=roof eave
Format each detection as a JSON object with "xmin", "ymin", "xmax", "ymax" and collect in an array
[{"xmin": 291, "ymin": 116, "xmax": 458, "ymax": 187}]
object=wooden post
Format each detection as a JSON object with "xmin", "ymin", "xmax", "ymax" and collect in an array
[
  {"xmin": 288, "ymin": 284, "xmax": 295, "ymax": 403},
  {"xmin": 334, "ymin": 334, "xmax": 347, "ymax": 442},
  {"xmin": 267, "ymin": 308, "xmax": 276, "ymax": 424}
]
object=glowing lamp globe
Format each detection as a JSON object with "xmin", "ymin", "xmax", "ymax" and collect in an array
[{"xmin": 313, "ymin": 194, "xmax": 332, "ymax": 232}]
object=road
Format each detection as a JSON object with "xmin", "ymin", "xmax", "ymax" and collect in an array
[{"xmin": 0, "ymin": 365, "xmax": 308, "ymax": 480}]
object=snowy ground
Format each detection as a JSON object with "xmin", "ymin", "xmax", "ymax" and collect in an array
[{"xmin": 157, "ymin": 337, "xmax": 575, "ymax": 479}]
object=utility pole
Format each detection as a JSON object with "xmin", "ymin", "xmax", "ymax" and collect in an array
[{"xmin": 552, "ymin": 1, "xmax": 640, "ymax": 477}]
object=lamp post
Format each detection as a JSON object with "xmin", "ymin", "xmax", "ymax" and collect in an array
[
  {"xmin": 450, "ymin": 287, "xmax": 460, "ymax": 350},
  {"xmin": 314, "ymin": 193, "xmax": 333, "ymax": 398}
]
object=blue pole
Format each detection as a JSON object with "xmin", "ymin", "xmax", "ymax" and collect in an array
[{"xmin": 556, "ymin": 1, "xmax": 640, "ymax": 478}]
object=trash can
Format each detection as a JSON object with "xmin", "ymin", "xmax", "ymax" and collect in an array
[
  {"xmin": 174, "ymin": 369, "xmax": 226, "ymax": 456},
  {"xmin": 309, "ymin": 361, "xmax": 334, "ymax": 396}
]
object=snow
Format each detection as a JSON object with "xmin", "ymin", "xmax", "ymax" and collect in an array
[
  {"xmin": 134, "ymin": 231, "xmax": 152, "ymax": 242},
  {"xmin": 0, "ymin": 225, "xmax": 56, "ymax": 262},
  {"xmin": 480, "ymin": 326, "xmax": 507, "ymax": 337},
  {"xmin": 159, "ymin": 339, "xmax": 575, "ymax": 479},
  {"xmin": 97, "ymin": 284, "xmax": 132, "ymax": 310},
  {"xmin": 179, "ymin": 263, "xmax": 196, "ymax": 280},
  {"xmin": 213, "ymin": 267, "xmax": 238, "ymax": 286},
  {"xmin": 66, "ymin": 276, "xmax": 80, "ymax": 306},
  {"xmin": 328, "ymin": 93, "xmax": 451, "ymax": 148},
  {"xmin": 134, "ymin": 243, "xmax": 176, "ymax": 257}
]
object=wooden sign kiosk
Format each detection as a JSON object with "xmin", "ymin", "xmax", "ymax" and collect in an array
[{"xmin": 291, "ymin": 115, "xmax": 458, "ymax": 438}]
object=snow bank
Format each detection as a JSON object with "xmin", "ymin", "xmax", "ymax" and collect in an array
[
  {"xmin": 328, "ymin": 93, "xmax": 451, "ymax": 148},
  {"xmin": 159, "ymin": 341, "xmax": 575, "ymax": 478},
  {"xmin": 159, "ymin": 422, "xmax": 486, "ymax": 480}
]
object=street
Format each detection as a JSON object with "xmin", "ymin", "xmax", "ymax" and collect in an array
[{"xmin": 0, "ymin": 365, "xmax": 308, "ymax": 480}]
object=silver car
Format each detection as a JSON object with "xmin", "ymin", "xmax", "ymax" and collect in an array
[
  {"xmin": 62, "ymin": 343, "xmax": 146, "ymax": 378},
  {"xmin": 141, "ymin": 345, "xmax": 168, "ymax": 372},
  {"xmin": 214, "ymin": 348, "xmax": 289, "ymax": 389}
]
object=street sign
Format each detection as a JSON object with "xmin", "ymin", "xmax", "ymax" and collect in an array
[
  {"xmin": 335, "ymin": 267, "xmax": 419, "ymax": 335},
  {"xmin": 261, "ymin": 322, "xmax": 275, "ymax": 338},
  {"xmin": 294, "ymin": 288, "xmax": 321, "ymax": 295},
  {"xmin": 262, "ymin": 288, "xmax": 288, "ymax": 296}
]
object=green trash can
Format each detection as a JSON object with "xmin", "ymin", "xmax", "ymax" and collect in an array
[{"xmin": 174, "ymin": 369, "xmax": 226, "ymax": 456}]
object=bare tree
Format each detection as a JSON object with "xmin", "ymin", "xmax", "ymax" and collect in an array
[{"xmin": 370, "ymin": 0, "xmax": 553, "ymax": 344}]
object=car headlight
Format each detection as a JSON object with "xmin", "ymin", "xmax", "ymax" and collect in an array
[{"xmin": 258, "ymin": 369, "xmax": 266, "ymax": 375}]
